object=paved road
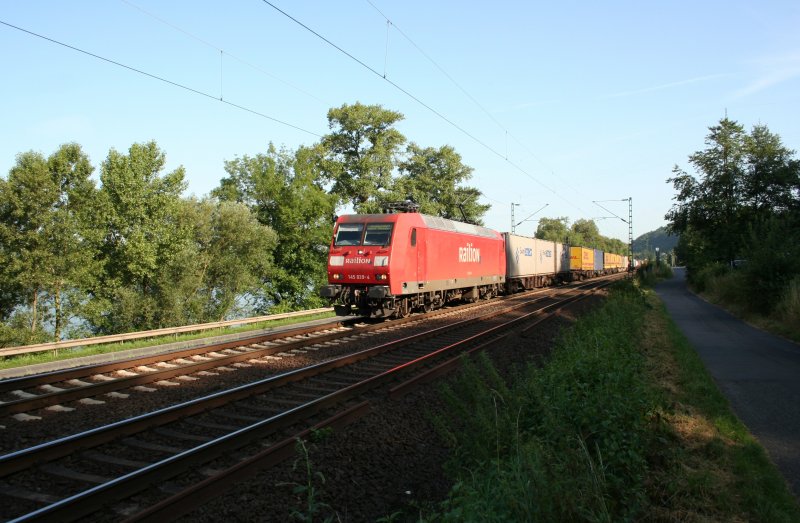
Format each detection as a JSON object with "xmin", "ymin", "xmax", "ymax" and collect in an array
[{"xmin": 655, "ymin": 267, "xmax": 800, "ymax": 497}]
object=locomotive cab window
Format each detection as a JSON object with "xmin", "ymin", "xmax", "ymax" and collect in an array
[
  {"xmin": 334, "ymin": 223, "xmax": 364, "ymax": 246},
  {"xmin": 410, "ymin": 228, "xmax": 416, "ymax": 247},
  {"xmin": 363, "ymin": 223, "xmax": 394, "ymax": 246}
]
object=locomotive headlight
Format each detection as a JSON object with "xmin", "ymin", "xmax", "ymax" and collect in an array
[
  {"xmin": 332, "ymin": 274, "xmax": 342, "ymax": 280},
  {"xmin": 376, "ymin": 274, "xmax": 388, "ymax": 281},
  {"xmin": 329, "ymin": 255, "xmax": 345, "ymax": 266},
  {"xmin": 374, "ymin": 256, "xmax": 389, "ymax": 267}
]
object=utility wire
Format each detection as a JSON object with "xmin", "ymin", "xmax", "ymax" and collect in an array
[
  {"xmin": 365, "ymin": 0, "xmax": 506, "ymax": 134},
  {"xmin": 0, "ymin": 19, "xmax": 321, "ymax": 137},
  {"xmin": 260, "ymin": 1, "xmax": 587, "ymax": 214},
  {"xmin": 119, "ymin": 0, "xmax": 328, "ymax": 106},
  {"xmin": 258, "ymin": 1, "xmax": 499, "ymax": 160},
  {"xmin": 364, "ymin": 0, "xmax": 591, "ymax": 209},
  {"xmin": 592, "ymin": 200, "xmax": 629, "ymax": 223}
]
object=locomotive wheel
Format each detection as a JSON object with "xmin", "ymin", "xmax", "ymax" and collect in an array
[
  {"xmin": 397, "ymin": 298, "xmax": 410, "ymax": 318},
  {"xmin": 334, "ymin": 304, "xmax": 351, "ymax": 316}
]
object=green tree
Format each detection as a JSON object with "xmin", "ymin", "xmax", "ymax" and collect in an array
[
  {"xmin": 0, "ymin": 144, "xmax": 99, "ymax": 343},
  {"xmin": 215, "ymin": 144, "xmax": 336, "ymax": 312},
  {"xmin": 390, "ymin": 143, "xmax": 489, "ymax": 223},
  {"xmin": 571, "ymin": 218, "xmax": 601, "ymax": 249},
  {"xmin": 172, "ymin": 198, "xmax": 277, "ymax": 321},
  {"xmin": 666, "ymin": 118, "xmax": 800, "ymax": 310},
  {"xmin": 89, "ymin": 141, "xmax": 189, "ymax": 333},
  {"xmin": 666, "ymin": 118, "xmax": 748, "ymax": 265},
  {"xmin": 535, "ymin": 217, "xmax": 570, "ymax": 242},
  {"xmin": 319, "ymin": 102, "xmax": 406, "ymax": 212},
  {"xmin": 742, "ymin": 124, "xmax": 800, "ymax": 218}
]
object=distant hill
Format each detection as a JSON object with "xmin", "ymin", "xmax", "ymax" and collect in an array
[{"xmin": 633, "ymin": 226, "xmax": 678, "ymax": 259}]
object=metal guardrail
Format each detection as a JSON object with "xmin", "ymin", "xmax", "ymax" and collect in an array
[{"xmin": 0, "ymin": 308, "xmax": 334, "ymax": 358}]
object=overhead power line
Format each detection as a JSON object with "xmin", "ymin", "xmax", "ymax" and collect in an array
[
  {"xmin": 364, "ymin": 0, "xmax": 591, "ymax": 207},
  {"xmin": 119, "ymin": 0, "xmax": 328, "ymax": 106},
  {"xmin": 258, "ymin": 2, "xmax": 497, "ymax": 157},
  {"xmin": 0, "ymin": 19, "xmax": 321, "ymax": 137},
  {"xmin": 260, "ymin": 1, "xmax": 587, "ymax": 215},
  {"xmin": 365, "ymin": 0, "xmax": 505, "ymax": 134}
]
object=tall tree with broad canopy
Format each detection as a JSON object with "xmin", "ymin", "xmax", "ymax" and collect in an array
[
  {"xmin": 570, "ymin": 218, "xmax": 601, "ymax": 249},
  {"xmin": 666, "ymin": 118, "xmax": 800, "ymax": 309},
  {"xmin": 214, "ymin": 144, "xmax": 337, "ymax": 312},
  {"xmin": 742, "ymin": 124, "xmax": 800, "ymax": 218},
  {"xmin": 535, "ymin": 217, "xmax": 570, "ymax": 242},
  {"xmin": 388, "ymin": 143, "xmax": 489, "ymax": 224},
  {"xmin": 666, "ymin": 118, "xmax": 748, "ymax": 265},
  {"xmin": 0, "ymin": 144, "xmax": 99, "ymax": 343},
  {"xmin": 171, "ymin": 198, "xmax": 277, "ymax": 321},
  {"xmin": 88, "ymin": 141, "xmax": 190, "ymax": 333},
  {"xmin": 319, "ymin": 102, "xmax": 406, "ymax": 212}
]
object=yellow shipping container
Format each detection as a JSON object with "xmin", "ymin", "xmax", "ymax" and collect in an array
[
  {"xmin": 604, "ymin": 252, "xmax": 622, "ymax": 269},
  {"xmin": 570, "ymin": 247, "xmax": 594, "ymax": 271}
]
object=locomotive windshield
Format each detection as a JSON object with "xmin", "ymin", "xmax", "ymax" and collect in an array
[
  {"xmin": 334, "ymin": 223, "xmax": 364, "ymax": 246},
  {"xmin": 333, "ymin": 222, "xmax": 394, "ymax": 247},
  {"xmin": 363, "ymin": 223, "xmax": 393, "ymax": 246}
]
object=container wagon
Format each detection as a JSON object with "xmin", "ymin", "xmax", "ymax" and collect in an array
[
  {"xmin": 504, "ymin": 234, "xmax": 559, "ymax": 291},
  {"xmin": 569, "ymin": 246, "xmax": 595, "ymax": 281}
]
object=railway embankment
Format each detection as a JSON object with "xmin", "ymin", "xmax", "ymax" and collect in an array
[
  {"xmin": 185, "ymin": 274, "xmax": 800, "ymax": 521},
  {"xmin": 423, "ymin": 274, "xmax": 800, "ymax": 521}
]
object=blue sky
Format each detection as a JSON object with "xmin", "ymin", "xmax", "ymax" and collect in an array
[{"xmin": 1, "ymin": 1, "xmax": 799, "ymax": 243}]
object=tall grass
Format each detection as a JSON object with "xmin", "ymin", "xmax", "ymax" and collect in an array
[
  {"xmin": 636, "ymin": 263, "xmax": 673, "ymax": 287},
  {"xmin": 422, "ymin": 280, "xmax": 800, "ymax": 522},
  {"xmin": 690, "ymin": 265, "xmax": 800, "ymax": 343},
  {"xmin": 431, "ymin": 284, "xmax": 657, "ymax": 521},
  {"xmin": 776, "ymin": 276, "xmax": 800, "ymax": 327}
]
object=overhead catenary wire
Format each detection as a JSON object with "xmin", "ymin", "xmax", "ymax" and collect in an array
[
  {"xmin": 365, "ymin": 0, "xmax": 506, "ymax": 134},
  {"xmin": 260, "ymin": 0, "xmax": 588, "ymax": 216},
  {"xmin": 0, "ymin": 19, "xmax": 321, "ymax": 138},
  {"xmin": 364, "ymin": 0, "xmax": 592, "ymax": 208},
  {"xmin": 119, "ymin": 0, "xmax": 329, "ymax": 106}
]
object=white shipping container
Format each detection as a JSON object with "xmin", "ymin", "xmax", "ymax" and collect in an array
[
  {"xmin": 534, "ymin": 238, "xmax": 557, "ymax": 275},
  {"xmin": 505, "ymin": 233, "xmax": 536, "ymax": 278},
  {"xmin": 504, "ymin": 234, "xmax": 558, "ymax": 278}
]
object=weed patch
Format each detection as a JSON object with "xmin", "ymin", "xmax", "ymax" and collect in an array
[{"xmin": 426, "ymin": 280, "xmax": 800, "ymax": 521}]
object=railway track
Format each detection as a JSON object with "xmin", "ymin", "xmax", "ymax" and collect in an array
[
  {"xmin": 0, "ymin": 319, "xmax": 360, "ymax": 421},
  {"xmin": 0, "ymin": 282, "xmax": 572, "ymax": 423},
  {"xmin": 0, "ymin": 276, "xmax": 619, "ymax": 522}
]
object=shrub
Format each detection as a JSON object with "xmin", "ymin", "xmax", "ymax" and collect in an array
[{"xmin": 776, "ymin": 276, "xmax": 800, "ymax": 327}]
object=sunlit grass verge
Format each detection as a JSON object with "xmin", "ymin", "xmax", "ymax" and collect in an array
[
  {"xmin": 423, "ymin": 281, "xmax": 800, "ymax": 522},
  {"xmin": 0, "ymin": 312, "xmax": 335, "ymax": 371}
]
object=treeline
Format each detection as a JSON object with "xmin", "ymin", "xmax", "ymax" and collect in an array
[
  {"xmin": 666, "ymin": 117, "xmax": 800, "ymax": 315},
  {"xmin": 0, "ymin": 103, "xmax": 487, "ymax": 346},
  {"xmin": 535, "ymin": 217, "xmax": 629, "ymax": 254}
]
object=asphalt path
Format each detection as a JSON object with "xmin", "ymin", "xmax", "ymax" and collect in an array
[{"xmin": 655, "ymin": 267, "xmax": 800, "ymax": 498}]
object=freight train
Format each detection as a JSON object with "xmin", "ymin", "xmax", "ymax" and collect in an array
[{"xmin": 319, "ymin": 206, "xmax": 629, "ymax": 317}]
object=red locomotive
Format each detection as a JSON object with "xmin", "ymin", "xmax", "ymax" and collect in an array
[{"xmin": 320, "ymin": 204, "xmax": 506, "ymax": 317}]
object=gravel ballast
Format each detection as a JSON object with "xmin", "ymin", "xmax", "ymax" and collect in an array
[{"xmin": 182, "ymin": 294, "xmax": 606, "ymax": 522}]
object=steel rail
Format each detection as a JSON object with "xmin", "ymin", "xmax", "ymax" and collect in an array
[
  {"xmin": 3, "ymin": 278, "xmax": 614, "ymax": 522},
  {"xmin": 0, "ymin": 321, "xmax": 361, "ymax": 416},
  {"xmin": 0, "ymin": 281, "xmax": 585, "ymax": 475},
  {"xmin": 0, "ymin": 308, "xmax": 334, "ymax": 358},
  {"xmin": 0, "ymin": 283, "xmax": 559, "ymax": 415},
  {"xmin": 121, "ymin": 279, "xmax": 615, "ymax": 522}
]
